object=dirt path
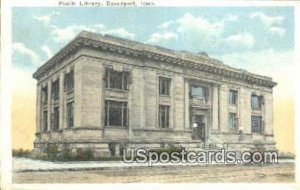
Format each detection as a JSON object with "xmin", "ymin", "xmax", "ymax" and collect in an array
[{"xmin": 13, "ymin": 163, "xmax": 294, "ymax": 183}]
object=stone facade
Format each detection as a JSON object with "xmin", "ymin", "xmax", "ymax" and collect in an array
[{"xmin": 33, "ymin": 31, "xmax": 277, "ymax": 157}]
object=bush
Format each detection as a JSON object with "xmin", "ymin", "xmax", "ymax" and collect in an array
[
  {"xmin": 57, "ymin": 144, "xmax": 72, "ymax": 161},
  {"xmin": 12, "ymin": 149, "xmax": 31, "ymax": 158},
  {"xmin": 75, "ymin": 148, "xmax": 94, "ymax": 161},
  {"xmin": 45, "ymin": 144, "xmax": 59, "ymax": 161}
]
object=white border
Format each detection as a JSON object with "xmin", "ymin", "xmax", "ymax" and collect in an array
[{"xmin": 1, "ymin": 0, "xmax": 300, "ymax": 190}]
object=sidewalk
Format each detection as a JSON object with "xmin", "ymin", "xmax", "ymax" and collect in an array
[{"xmin": 13, "ymin": 157, "xmax": 294, "ymax": 172}]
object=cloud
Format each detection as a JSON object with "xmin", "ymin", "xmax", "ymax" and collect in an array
[
  {"xmin": 34, "ymin": 11, "xmax": 60, "ymax": 25},
  {"xmin": 224, "ymin": 33, "xmax": 255, "ymax": 48},
  {"xmin": 159, "ymin": 20, "xmax": 176, "ymax": 29},
  {"xmin": 249, "ymin": 12, "xmax": 286, "ymax": 36},
  {"xmin": 250, "ymin": 12, "xmax": 284, "ymax": 26},
  {"xmin": 12, "ymin": 42, "xmax": 39, "ymax": 64},
  {"xmin": 270, "ymin": 26, "xmax": 286, "ymax": 36},
  {"xmin": 41, "ymin": 45, "xmax": 53, "ymax": 59},
  {"xmin": 227, "ymin": 14, "xmax": 239, "ymax": 22},
  {"xmin": 176, "ymin": 13, "xmax": 224, "ymax": 37},
  {"xmin": 146, "ymin": 13, "xmax": 248, "ymax": 52},
  {"xmin": 146, "ymin": 32, "xmax": 178, "ymax": 44},
  {"xmin": 104, "ymin": 28, "xmax": 135, "ymax": 39},
  {"xmin": 51, "ymin": 24, "xmax": 134, "ymax": 43}
]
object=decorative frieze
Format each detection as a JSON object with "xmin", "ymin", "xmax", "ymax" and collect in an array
[{"xmin": 33, "ymin": 32, "xmax": 277, "ymax": 89}]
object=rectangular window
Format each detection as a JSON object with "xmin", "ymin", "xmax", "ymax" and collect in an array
[
  {"xmin": 191, "ymin": 85, "xmax": 206, "ymax": 98},
  {"xmin": 251, "ymin": 95, "xmax": 262, "ymax": 110},
  {"xmin": 52, "ymin": 107, "xmax": 59, "ymax": 131},
  {"xmin": 64, "ymin": 70, "xmax": 74, "ymax": 92},
  {"xmin": 251, "ymin": 115, "xmax": 262, "ymax": 133},
  {"xmin": 229, "ymin": 90, "xmax": 238, "ymax": 105},
  {"xmin": 42, "ymin": 110, "xmax": 48, "ymax": 132},
  {"xmin": 51, "ymin": 80, "xmax": 59, "ymax": 100},
  {"xmin": 105, "ymin": 69, "xmax": 129, "ymax": 91},
  {"xmin": 159, "ymin": 105, "xmax": 170, "ymax": 128},
  {"xmin": 159, "ymin": 77, "xmax": 171, "ymax": 96},
  {"xmin": 105, "ymin": 101, "xmax": 128, "ymax": 127},
  {"xmin": 41, "ymin": 86, "xmax": 48, "ymax": 104},
  {"xmin": 228, "ymin": 113, "xmax": 238, "ymax": 132},
  {"xmin": 66, "ymin": 102, "xmax": 74, "ymax": 128}
]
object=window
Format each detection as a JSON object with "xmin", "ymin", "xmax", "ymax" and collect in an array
[
  {"xmin": 41, "ymin": 86, "xmax": 48, "ymax": 104},
  {"xmin": 159, "ymin": 77, "xmax": 171, "ymax": 96},
  {"xmin": 105, "ymin": 69, "xmax": 129, "ymax": 91},
  {"xmin": 251, "ymin": 115, "xmax": 263, "ymax": 133},
  {"xmin": 64, "ymin": 70, "xmax": 74, "ymax": 92},
  {"xmin": 251, "ymin": 95, "xmax": 262, "ymax": 110},
  {"xmin": 159, "ymin": 105, "xmax": 170, "ymax": 128},
  {"xmin": 52, "ymin": 107, "xmax": 59, "ymax": 131},
  {"xmin": 229, "ymin": 90, "xmax": 238, "ymax": 105},
  {"xmin": 228, "ymin": 113, "xmax": 238, "ymax": 132},
  {"xmin": 66, "ymin": 102, "xmax": 74, "ymax": 128},
  {"xmin": 105, "ymin": 101, "xmax": 128, "ymax": 127},
  {"xmin": 52, "ymin": 80, "xmax": 59, "ymax": 99},
  {"xmin": 42, "ymin": 110, "xmax": 48, "ymax": 132},
  {"xmin": 191, "ymin": 85, "xmax": 207, "ymax": 98}
]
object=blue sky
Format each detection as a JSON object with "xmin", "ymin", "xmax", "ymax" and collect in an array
[{"xmin": 12, "ymin": 7, "xmax": 294, "ymax": 80}]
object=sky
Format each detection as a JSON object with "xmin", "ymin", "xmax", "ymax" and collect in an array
[{"xmin": 12, "ymin": 7, "xmax": 295, "ymax": 153}]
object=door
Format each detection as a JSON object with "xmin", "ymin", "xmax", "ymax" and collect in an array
[{"xmin": 192, "ymin": 115, "xmax": 205, "ymax": 142}]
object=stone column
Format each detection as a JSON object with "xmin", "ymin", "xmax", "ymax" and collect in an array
[
  {"xmin": 211, "ymin": 84, "xmax": 219, "ymax": 133},
  {"xmin": 36, "ymin": 84, "xmax": 41, "ymax": 133},
  {"xmin": 74, "ymin": 60, "xmax": 83, "ymax": 128},
  {"xmin": 59, "ymin": 72, "xmax": 64, "ymax": 130},
  {"xmin": 47, "ymin": 80, "xmax": 52, "ymax": 131},
  {"xmin": 219, "ymin": 84, "xmax": 228, "ymax": 133},
  {"xmin": 239, "ymin": 87, "xmax": 251, "ymax": 134},
  {"xmin": 184, "ymin": 79, "xmax": 190, "ymax": 129},
  {"xmin": 144, "ymin": 69, "xmax": 157, "ymax": 128},
  {"xmin": 264, "ymin": 92, "xmax": 273, "ymax": 135}
]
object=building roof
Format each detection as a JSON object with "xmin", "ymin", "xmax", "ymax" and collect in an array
[{"xmin": 33, "ymin": 30, "xmax": 276, "ymax": 88}]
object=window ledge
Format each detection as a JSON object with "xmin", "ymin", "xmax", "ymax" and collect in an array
[
  {"xmin": 106, "ymin": 88, "xmax": 128, "ymax": 93},
  {"xmin": 157, "ymin": 127, "xmax": 173, "ymax": 131},
  {"xmin": 104, "ymin": 126, "xmax": 128, "ymax": 129},
  {"xmin": 159, "ymin": 94, "xmax": 170, "ymax": 97}
]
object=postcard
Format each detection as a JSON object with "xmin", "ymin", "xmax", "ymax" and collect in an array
[{"xmin": 1, "ymin": 0, "xmax": 299, "ymax": 190}]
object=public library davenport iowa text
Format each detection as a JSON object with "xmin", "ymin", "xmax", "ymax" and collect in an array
[{"xmin": 32, "ymin": 31, "xmax": 277, "ymax": 157}]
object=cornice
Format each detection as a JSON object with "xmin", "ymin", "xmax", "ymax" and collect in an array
[{"xmin": 33, "ymin": 32, "xmax": 277, "ymax": 88}]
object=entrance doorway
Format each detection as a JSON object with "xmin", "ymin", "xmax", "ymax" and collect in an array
[{"xmin": 192, "ymin": 115, "xmax": 205, "ymax": 142}]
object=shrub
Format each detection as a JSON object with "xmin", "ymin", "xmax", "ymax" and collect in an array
[
  {"xmin": 58, "ymin": 144, "xmax": 72, "ymax": 161},
  {"xmin": 75, "ymin": 148, "xmax": 94, "ymax": 161},
  {"xmin": 45, "ymin": 143, "xmax": 59, "ymax": 161},
  {"xmin": 12, "ymin": 149, "xmax": 31, "ymax": 158}
]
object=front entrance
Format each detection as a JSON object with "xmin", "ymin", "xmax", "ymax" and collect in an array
[{"xmin": 192, "ymin": 115, "xmax": 205, "ymax": 142}]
